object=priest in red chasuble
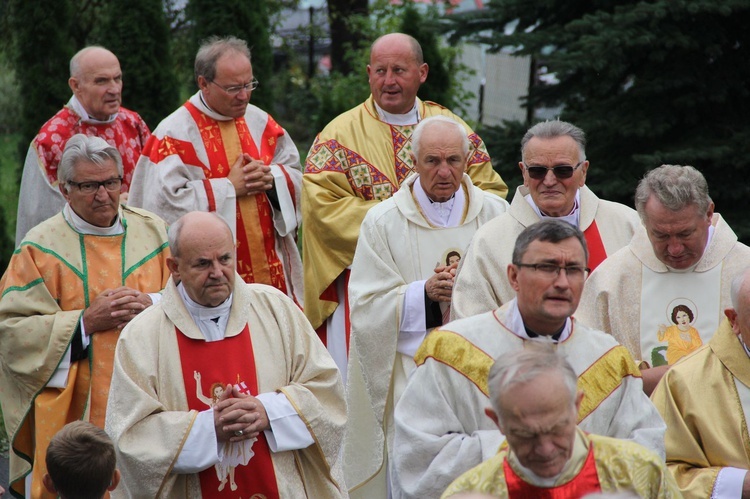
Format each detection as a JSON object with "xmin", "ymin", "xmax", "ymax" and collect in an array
[
  {"xmin": 129, "ymin": 36, "xmax": 303, "ymax": 306},
  {"xmin": 451, "ymin": 120, "xmax": 640, "ymax": 320},
  {"xmin": 442, "ymin": 349, "xmax": 679, "ymax": 498},
  {"xmin": 105, "ymin": 212, "xmax": 346, "ymax": 498}
]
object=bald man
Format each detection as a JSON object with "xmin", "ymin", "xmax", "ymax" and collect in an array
[
  {"xmin": 303, "ymin": 32, "xmax": 507, "ymax": 377},
  {"xmin": 105, "ymin": 211, "xmax": 346, "ymax": 497},
  {"xmin": 16, "ymin": 46, "xmax": 150, "ymax": 244}
]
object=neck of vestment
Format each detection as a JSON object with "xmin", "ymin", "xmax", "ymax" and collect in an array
[{"xmin": 504, "ymin": 429, "xmax": 601, "ymax": 497}]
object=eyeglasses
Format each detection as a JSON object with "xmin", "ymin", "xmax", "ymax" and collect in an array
[
  {"xmin": 524, "ymin": 161, "xmax": 584, "ymax": 180},
  {"xmin": 67, "ymin": 177, "xmax": 123, "ymax": 195},
  {"xmin": 515, "ymin": 263, "xmax": 590, "ymax": 279},
  {"xmin": 209, "ymin": 78, "xmax": 259, "ymax": 95}
]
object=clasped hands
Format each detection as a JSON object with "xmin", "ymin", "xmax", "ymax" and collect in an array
[
  {"xmin": 228, "ymin": 153, "xmax": 274, "ymax": 197},
  {"xmin": 425, "ymin": 262, "xmax": 459, "ymax": 303},
  {"xmin": 213, "ymin": 384, "xmax": 269, "ymax": 443},
  {"xmin": 82, "ymin": 287, "xmax": 153, "ymax": 333}
]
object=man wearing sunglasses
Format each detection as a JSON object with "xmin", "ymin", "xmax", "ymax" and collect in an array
[
  {"xmin": 129, "ymin": 36, "xmax": 303, "ymax": 306},
  {"xmin": 391, "ymin": 220, "xmax": 665, "ymax": 499},
  {"xmin": 578, "ymin": 165, "xmax": 750, "ymax": 394},
  {"xmin": 450, "ymin": 120, "xmax": 640, "ymax": 320}
]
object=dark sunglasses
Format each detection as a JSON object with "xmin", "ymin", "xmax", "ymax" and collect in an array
[{"xmin": 524, "ymin": 161, "xmax": 583, "ymax": 180}]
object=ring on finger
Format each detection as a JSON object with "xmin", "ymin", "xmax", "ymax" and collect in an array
[{"xmin": 234, "ymin": 430, "xmax": 244, "ymax": 437}]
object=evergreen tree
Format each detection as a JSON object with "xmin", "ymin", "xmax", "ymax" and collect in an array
[
  {"xmin": 400, "ymin": 3, "xmax": 452, "ymax": 107},
  {"xmin": 7, "ymin": 0, "xmax": 73, "ymax": 149},
  {"xmin": 186, "ymin": 0, "xmax": 274, "ymax": 111},
  {"xmin": 448, "ymin": 0, "xmax": 750, "ymax": 238},
  {"xmin": 327, "ymin": 0, "xmax": 369, "ymax": 74},
  {"xmin": 93, "ymin": 0, "xmax": 179, "ymax": 128}
]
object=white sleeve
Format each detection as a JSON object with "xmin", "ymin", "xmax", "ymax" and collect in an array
[
  {"xmin": 47, "ymin": 321, "xmax": 88, "ymax": 389},
  {"xmin": 712, "ymin": 468, "xmax": 746, "ymax": 498},
  {"xmin": 256, "ymin": 391, "xmax": 314, "ymax": 452},
  {"xmin": 269, "ymin": 164, "xmax": 299, "ymax": 237},
  {"xmin": 173, "ymin": 409, "xmax": 221, "ymax": 473},
  {"xmin": 148, "ymin": 293, "xmax": 163, "ymax": 305},
  {"xmin": 398, "ymin": 280, "xmax": 428, "ymax": 357}
]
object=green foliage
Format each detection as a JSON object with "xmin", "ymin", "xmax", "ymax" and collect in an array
[
  {"xmin": 0, "ymin": 51, "xmax": 21, "ymax": 135},
  {"xmin": 0, "ymin": 133, "xmax": 21, "ymax": 269},
  {"xmin": 186, "ymin": 0, "xmax": 274, "ymax": 111},
  {"xmin": 7, "ymin": 0, "xmax": 74, "ymax": 148},
  {"xmin": 447, "ymin": 0, "xmax": 750, "ymax": 239},
  {"xmin": 92, "ymin": 0, "xmax": 179, "ymax": 129}
]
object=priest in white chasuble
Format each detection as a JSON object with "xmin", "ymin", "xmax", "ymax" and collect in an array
[
  {"xmin": 450, "ymin": 120, "xmax": 640, "ymax": 321},
  {"xmin": 578, "ymin": 164, "xmax": 750, "ymax": 394},
  {"xmin": 105, "ymin": 212, "xmax": 347, "ymax": 498},
  {"xmin": 652, "ymin": 269, "xmax": 750, "ymax": 499},
  {"xmin": 391, "ymin": 220, "xmax": 665, "ymax": 499},
  {"xmin": 344, "ymin": 116, "xmax": 509, "ymax": 498}
]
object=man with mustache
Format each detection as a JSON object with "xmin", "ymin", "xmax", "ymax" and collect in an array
[
  {"xmin": 105, "ymin": 211, "xmax": 346, "ymax": 498},
  {"xmin": 391, "ymin": 220, "xmax": 665, "ymax": 499},
  {"xmin": 442, "ymin": 349, "xmax": 678, "ymax": 498},
  {"xmin": 302, "ymin": 32, "xmax": 507, "ymax": 376},
  {"xmin": 0, "ymin": 134, "xmax": 170, "ymax": 498},
  {"xmin": 450, "ymin": 120, "xmax": 640, "ymax": 320},
  {"xmin": 15, "ymin": 46, "xmax": 150, "ymax": 245},
  {"xmin": 577, "ymin": 164, "xmax": 750, "ymax": 394}
]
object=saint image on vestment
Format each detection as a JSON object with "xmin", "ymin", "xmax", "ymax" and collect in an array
[
  {"xmin": 194, "ymin": 370, "xmax": 256, "ymax": 492},
  {"xmin": 654, "ymin": 301, "xmax": 703, "ymax": 366}
]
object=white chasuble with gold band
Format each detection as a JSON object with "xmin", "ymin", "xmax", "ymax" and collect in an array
[{"xmin": 638, "ymin": 265, "xmax": 721, "ymax": 367}]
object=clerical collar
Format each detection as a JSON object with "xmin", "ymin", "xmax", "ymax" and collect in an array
[
  {"xmin": 413, "ymin": 176, "xmax": 465, "ymax": 227},
  {"xmin": 524, "ymin": 190, "xmax": 581, "ymax": 228},
  {"xmin": 526, "ymin": 325, "xmax": 565, "ymax": 342},
  {"xmin": 177, "ymin": 282, "xmax": 233, "ymax": 342},
  {"xmin": 68, "ymin": 95, "xmax": 118, "ymax": 124},
  {"xmin": 63, "ymin": 203, "xmax": 123, "ymax": 235},
  {"xmin": 374, "ymin": 101, "xmax": 420, "ymax": 125},
  {"xmin": 195, "ymin": 91, "xmax": 236, "ymax": 122},
  {"xmin": 664, "ymin": 225, "xmax": 715, "ymax": 273},
  {"xmin": 504, "ymin": 298, "xmax": 572, "ymax": 343}
]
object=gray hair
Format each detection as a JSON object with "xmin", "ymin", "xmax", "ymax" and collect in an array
[
  {"xmin": 371, "ymin": 33, "xmax": 424, "ymax": 65},
  {"xmin": 58, "ymin": 134, "xmax": 123, "ymax": 189},
  {"xmin": 512, "ymin": 219, "xmax": 589, "ymax": 265},
  {"xmin": 730, "ymin": 269, "xmax": 750, "ymax": 310},
  {"xmin": 168, "ymin": 212, "xmax": 231, "ymax": 258},
  {"xmin": 634, "ymin": 165, "xmax": 712, "ymax": 222},
  {"xmin": 69, "ymin": 46, "xmax": 110, "ymax": 78},
  {"xmin": 488, "ymin": 347, "xmax": 578, "ymax": 422},
  {"xmin": 520, "ymin": 120, "xmax": 587, "ymax": 163},
  {"xmin": 195, "ymin": 36, "xmax": 251, "ymax": 83},
  {"xmin": 411, "ymin": 116, "xmax": 469, "ymax": 159}
]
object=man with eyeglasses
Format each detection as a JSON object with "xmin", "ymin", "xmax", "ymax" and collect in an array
[
  {"xmin": 129, "ymin": 36, "xmax": 303, "ymax": 305},
  {"xmin": 391, "ymin": 219, "xmax": 665, "ymax": 499},
  {"xmin": 302, "ymin": 33, "xmax": 508, "ymax": 377},
  {"xmin": 0, "ymin": 134, "xmax": 170, "ymax": 498},
  {"xmin": 15, "ymin": 46, "xmax": 151, "ymax": 246},
  {"xmin": 578, "ymin": 165, "xmax": 750, "ymax": 394},
  {"xmin": 450, "ymin": 120, "xmax": 640, "ymax": 320}
]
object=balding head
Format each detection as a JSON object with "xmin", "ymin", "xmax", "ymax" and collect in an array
[
  {"xmin": 367, "ymin": 33, "xmax": 428, "ymax": 114},
  {"xmin": 167, "ymin": 212, "xmax": 236, "ymax": 307},
  {"xmin": 727, "ymin": 268, "xmax": 750, "ymax": 350},
  {"xmin": 68, "ymin": 47, "xmax": 122, "ymax": 121}
]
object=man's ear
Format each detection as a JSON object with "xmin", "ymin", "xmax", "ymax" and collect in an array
[
  {"xmin": 108, "ymin": 469, "xmax": 121, "ymax": 491},
  {"xmin": 508, "ymin": 264, "xmax": 520, "ymax": 293},
  {"xmin": 485, "ymin": 407, "xmax": 501, "ymax": 430},
  {"xmin": 726, "ymin": 308, "xmax": 740, "ymax": 335},
  {"xmin": 42, "ymin": 474, "xmax": 57, "ymax": 494},
  {"xmin": 166, "ymin": 257, "xmax": 179, "ymax": 277}
]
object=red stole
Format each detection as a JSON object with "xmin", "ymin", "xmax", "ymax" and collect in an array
[
  {"xmin": 176, "ymin": 324, "xmax": 280, "ymax": 498},
  {"xmin": 504, "ymin": 444, "xmax": 601, "ymax": 498},
  {"xmin": 184, "ymin": 101, "xmax": 288, "ymax": 295},
  {"xmin": 583, "ymin": 221, "xmax": 607, "ymax": 271}
]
